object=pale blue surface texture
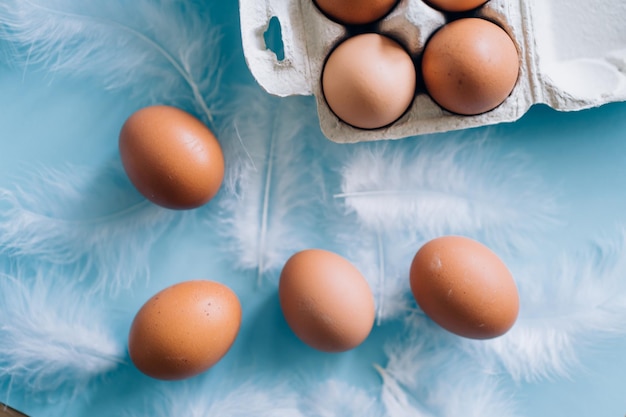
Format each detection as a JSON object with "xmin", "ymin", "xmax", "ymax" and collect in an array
[{"xmin": 1, "ymin": 1, "xmax": 626, "ymax": 416}]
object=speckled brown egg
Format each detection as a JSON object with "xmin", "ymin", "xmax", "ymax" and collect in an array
[
  {"xmin": 315, "ymin": 0, "xmax": 398, "ymax": 25},
  {"xmin": 422, "ymin": 18, "xmax": 519, "ymax": 115},
  {"xmin": 425, "ymin": 0, "xmax": 488, "ymax": 12},
  {"xmin": 410, "ymin": 236, "xmax": 519, "ymax": 339},
  {"xmin": 119, "ymin": 105, "xmax": 224, "ymax": 210},
  {"xmin": 322, "ymin": 33, "xmax": 416, "ymax": 130},
  {"xmin": 128, "ymin": 280, "xmax": 241, "ymax": 380},
  {"xmin": 279, "ymin": 249, "xmax": 375, "ymax": 352}
]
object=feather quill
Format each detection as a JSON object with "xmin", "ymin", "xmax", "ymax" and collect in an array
[
  {"xmin": 0, "ymin": 0, "xmax": 220, "ymax": 124},
  {"xmin": 0, "ymin": 270, "xmax": 124, "ymax": 397},
  {"xmin": 339, "ymin": 225, "xmax": 415, "ymax": 323},
  {"xmin": 128, "ymin": 380, "xmax": 304, "ymax": 417},
  {"xmin": 216, "ymin": 88, "xmax": 325, "ymax": 285},
  {"xmin": 461, "ymin": 231, "xmax": 626, "ymax": 382},
  {"xmin": 0, "ymin": 163, "xmax": 182, "ymax": 294}
]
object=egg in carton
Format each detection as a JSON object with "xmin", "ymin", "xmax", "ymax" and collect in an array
[{"xmin": 240, "ymin": 0, "xmax": 626, "ymax": 143}]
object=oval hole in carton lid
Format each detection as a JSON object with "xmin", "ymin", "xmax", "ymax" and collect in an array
[{"xmin": 264, "ymin": 16, "xmax": 285, "ymax": 61}]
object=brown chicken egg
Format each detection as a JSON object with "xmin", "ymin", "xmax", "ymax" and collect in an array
[
  {"xmin": 279, "ymin": 249, "xmax": 375, "ymax": 352},
  {"xmin": 128, "ymin": 280, "xmax": 242, "ymax": 380},
  {"xmin": 410, "ymin": 236, "xmax": 519, "ymax": 339},
  {"xmin": 315, "ymin": 0, "xmax": 398, "ymax": 25},
  {"xmin": 119, "ymin": 105, "xmax": 224, "ymax": 210},
  {"xmin": 421, "ymin": 18, "xmax": 519, "ymax": 115},
  {"xmin": 425, "ymin": 0, "xmax": 488, "ymax": 12},
  {"xmin": 322, "ymin": 33, "xmax": 416, "ymax": 130}
]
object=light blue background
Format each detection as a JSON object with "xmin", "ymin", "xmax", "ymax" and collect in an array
[{"xmin": 1, "ymin": 1, "xmax": 626, "ymax": 416}]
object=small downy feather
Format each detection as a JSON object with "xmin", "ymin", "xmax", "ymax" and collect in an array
[
  {"xmin": 0, "ymin": 269, "xmax": 124, "ymax": 397},
  {"xmin": 426, "ymin": 369, "xmax": 520, "ymax": 417},
  {"xmin": 128, "ymin": 380, "xmax": 305, "ymax": 417},
  {"xmin": 377, "ymin": 323, "xmax": 520, "ymax": 417},
  {"xmin": 301, "ymin": 380, "xmax": 383, "ymax": 417},
  {"xmin": 337, "ymin": 132, "xmax": 558, "ymax": 252},
  {"xmin": 374, "ymin": 332, "xmax": 436, "ymax": 417},
  {"xmin": 0, "ymin": 0, "xmax": 221, "ymax": 124},
  {"xmin": 0, "ymin": 163, "xmax": 182, "ymax": 294},
  {"xmin": 215, "ymin": 88, "xmax": 325, "ymax": 285},
  {"xmin": 461, "ymin": 230, "xmax": 626, "ymax": 382},
  {"xmin": 376, "ymin": 365, "xmax": 434, "ymax": 417}
]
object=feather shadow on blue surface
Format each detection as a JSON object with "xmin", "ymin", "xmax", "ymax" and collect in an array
[
  {"xmin": 0, "ymin": 268, "xmax": 124, "ymax": 401},
  {"xmin": 0, "ymin": 0, "xmax": 222, "ymax": 125},
  {"xmin": 460, "ymin": 230, "xmax": 626, "ymax": 382},
  {"xmin": 212, "ymin": 87, "xmax": 327, "ymax": 285},
  {"xmin": 0, "ymin": 163, "xmax": 184, "ymax": 294},
  {"xmin": 333, "ymin": 132, "xmax": 559, "ymax": 322}
]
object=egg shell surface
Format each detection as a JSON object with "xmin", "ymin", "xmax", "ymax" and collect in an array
[
  {"xmin": 119, "ymin": 105, "xmax": 224, "ymax": 210},
  {"xmin": 279, "ymin": 249, "xmax": 376, "ymax": 352},
  {"xmin": 314, "ymin": 0, "xmax": 399, "ymax": 25},
  {"xmin": 410, "ymin": 235, "xmax": 519, "ymax": 339},
  {"xmin": 421, "ymin": 18, "xmax": 520, "ymax": 116},
  {"xmin": 425, "ymin": 0, "xmax": 488, "ymax": 12},
  {"xmin": 128, "ymin": 280, "xmax": 242, "ymax": 380},
  {"xmin": 322, "ymin": 33, "xmax": 416, "ymax": 130}
]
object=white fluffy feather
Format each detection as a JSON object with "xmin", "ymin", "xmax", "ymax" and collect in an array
[
  {"xmin": 302, "ymin": 380, "xmax": 383, "ymax": 417},
  {"xmin": 376, "ymin": 365, "xmax": 434, "ymax": 417},
  {"xmin": 427, "ymin": 371, "xmax": 520, "ymax": 417},
  {"xmin": 0, "ymin": 0, "xmax": 220, "ymax": 124},
  {"xmin": 461, "ymin": 231, "xmax": 626, "ymax": 382},
  {"xmin": 378, "ymin": 326, "xmax": 520, "ymax": 417},
  {"xmin": 216, "ymin": 88, "xmax": 325, "ymax": 284},
  {"xmin": 334, "ymin": 133, "xmax": 557, "ymax": 322},
  {"xmin": 0, "ymin": 270, "xmax": 124, "ymax": 396},
  {"xmin": 129, "ymin": 380, "xmax": 304, "ymax": 417},
  {"xmin": 337, "ymin": 133, "xmax": 558, "ymax": 253},
  {"xmin": 375, "ymin": 331, "xmax": 438, "ymax": 417},
  {"xmin": 0, "ymin": 163, "xmax": 182, "ymax": 294}
]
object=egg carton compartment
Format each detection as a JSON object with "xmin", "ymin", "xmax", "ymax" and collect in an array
[{"xmin": 240, "ymin": 0, "xmax": 626, "ymax": 143}]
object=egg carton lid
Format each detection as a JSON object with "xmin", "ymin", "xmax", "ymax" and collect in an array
[{"xmin": 240, "ymin": 0, "xmax": 626, "ymax": 142}]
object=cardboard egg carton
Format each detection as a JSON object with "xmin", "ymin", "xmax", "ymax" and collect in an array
[{"xmin": 240, "ymin": 0, "xmax": 626, "ymax": 143}]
